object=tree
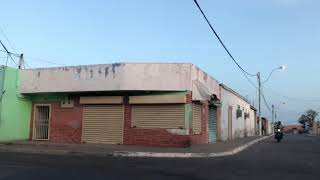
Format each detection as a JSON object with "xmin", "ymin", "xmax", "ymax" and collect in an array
[{"xmin": 298, "ymin": 109, "xmax": 318, "ymax": 129}]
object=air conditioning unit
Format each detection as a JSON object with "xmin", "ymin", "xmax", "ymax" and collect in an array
[
  {"xmin": 236, "ymin": 109, "xmax": 243, "ymax": 118},
  {"xmin": 244, "ymin": 112, "xmax": 250, "ymax": 119},
  {"xmin": 61, "ymin": 97, "xmax": 74, "ymax": 108}
]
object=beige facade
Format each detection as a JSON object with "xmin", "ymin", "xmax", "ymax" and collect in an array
[{"xmin": 20, "ymin": 63, "xmax": 220, "ymax": 101}]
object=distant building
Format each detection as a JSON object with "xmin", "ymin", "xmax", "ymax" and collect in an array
[
  {"xmin": 283, "ymin": 124, "xmax": 304, "ymax": 134},
  {"xmin": 219, "ymin": 84, "xmax": 257, "ymax": 140}
]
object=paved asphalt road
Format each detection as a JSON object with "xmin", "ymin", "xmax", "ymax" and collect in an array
[{"xmin": 0, "ymin": 134, "xmax": 319, "ymax": 180}]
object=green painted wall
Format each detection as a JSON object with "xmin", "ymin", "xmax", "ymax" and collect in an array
[
  {"xmin": 0, "ymin": 66, "xmax": 32, "ymax": 142},
  {"xmin": 185, "ymin": 104, "xmax": 191, "ymax": 129},
  {"xmin": 0, "ymin": 68, "xmax": 4, "ymax": 97},
  {"xmin": 30, "ymin": 94, "xmax": 66, "ymax": 102}
]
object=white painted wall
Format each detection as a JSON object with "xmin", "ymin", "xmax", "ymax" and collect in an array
[
  {"xmin": 220, "ymin": 85, "xmax": 255, "ymax": 141},
  {"xmin": 20, "ymin": 63, "xmax": 220, "ymax": 100},
  {"xmin": 247, "ymin": 108, "xmax": 257, "ymax": 136},
  {"xmin": 267, "ymin": 122, "xmax": 273, "ymax": 135}
]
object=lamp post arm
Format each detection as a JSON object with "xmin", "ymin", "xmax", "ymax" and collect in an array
[{"xmin": 261, "ymin": 68, "xmax": 279, "ymax": 84}]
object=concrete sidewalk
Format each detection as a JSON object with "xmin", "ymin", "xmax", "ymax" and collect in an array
[{"xmin": 0, "ymin": 135, "xmax": 272, "ymax": 158}]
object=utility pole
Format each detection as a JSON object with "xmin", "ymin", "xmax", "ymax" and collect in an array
[
  {"xmin": 272, "ymin": 104, "xmax": 274, "ymax": 133},
  {"xmin": 257, "ymin": 72, "xmax": 262, "ymax": 136},
  {"xmin": 272, "ymin": 105, "xmax": 274, "ymax": 122},
  {"xmin": 18, "ymin": 54, "xmax": 24, "ymax": 69}
]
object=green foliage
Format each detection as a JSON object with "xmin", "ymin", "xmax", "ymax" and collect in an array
[{"xmin": 298, "ymin": 109, "xmax": 318, "ymax": 128}]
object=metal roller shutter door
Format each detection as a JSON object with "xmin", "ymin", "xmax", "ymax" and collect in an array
[
  {"xmin": 132, "ymin": 104, "xmax": 185, "ymax": 129},
  {"xmin": 208, "ymin": 106, "xmax": 217, "ymax": 143},
  {"xmin": 193, "ymin": 103, "xmax": 202, "ymax": 134},
  {"xmin": 82, "ymin": 105, "xmax": 124, "ymax": 144}
]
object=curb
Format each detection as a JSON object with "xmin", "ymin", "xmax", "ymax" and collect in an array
[
  {"xmin": 113, "ymin": 135, "xmax": 273, "ymax": 158},
  {"xmin": 0, "ymin": 146, "xmax": 113, "ymax": 156},
  {"xmin": 305, "ymin": 134, "xmax": 319, "ymax": 137}
]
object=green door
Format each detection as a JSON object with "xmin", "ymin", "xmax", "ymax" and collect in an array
[{"xmin": 208, "ymin": 106, "xmax": 217, "ymax": 143}]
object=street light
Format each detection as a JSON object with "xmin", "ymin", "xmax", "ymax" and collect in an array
[
  {"xmin": 262, "ymin": 65, "xmax": 286, "ymax": 84},
  {"xmin": 257, "ymin": 65, "xmax": 286, "ymax": 136}
]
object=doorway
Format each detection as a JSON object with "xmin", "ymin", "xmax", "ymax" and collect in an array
[
  {"xmin": 208, "ymin": 106, "xmax": 217, "ymax": 143},
  {"xmin": 33, "ymin": 105, "xmax": 51, "ymax": 140}
]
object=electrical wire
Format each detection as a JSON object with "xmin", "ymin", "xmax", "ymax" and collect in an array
[
  {"xmin": 0, "ymin": 40, "xmax": 18, "ymax": 66},
  {"xmin": 263, "ymin": 85, "xmax": 320, "ymax": 102},
  {"xmin": 0, "ymin": 49, "xmax": 19, "ymax": 55},
  {"xmin": 274, "ymin": 107, "xmax": 303, "ymax": 115},
  {"xmin": 193, "ymin": 0, "xmax": 256, "ymax": 77},
  {"xmin": 261, "ymin": 88, "xmax": 272, "ymax": 113},
  {"xmin": 241, "ymin": 70, "xmax": 258, "ymax": 89},
  {"xmin": 23, "ymin": 56, "xmax": 65, "ymax": 66},
  {"xmin": 0, "ymin": 25, "xmax": 16, "ymax": 53},
  {"xmin": 24, "ymin": 61, "xmax": 32, "ymax": 69},
  {"xmin": 2, "ymin": 49, "xmax": 63, "ymax": 66}
]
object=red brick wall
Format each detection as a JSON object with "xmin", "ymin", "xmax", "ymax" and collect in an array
[
  {"xmin": 30, "ymin": 98, "xmax": 83, "ymax": 143},
  {"xmin": 186, "ymin": 93, "xmax": 192, "ymax": 104},
  {"xmin": 29, "ymin": 93, "xmax": 209, "ymax": 147},
  {"xmin": 190, "ymin": 103, "xmax": 209, "ymax": 144},
  {"xmin": 123, "ymin": 104, "xmax": 191, "ymax": 147}
]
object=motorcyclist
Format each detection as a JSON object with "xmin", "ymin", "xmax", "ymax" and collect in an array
[{"xmin": 274, "ymin": 121, "xmax": 283, "ymax": 143}]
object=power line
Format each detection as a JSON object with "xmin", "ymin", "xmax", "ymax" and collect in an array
[
  {"xmin": 24, "ymin": 61, "xmax": 32, "ymax": 69},
  {"xmin": 261, "ymin": 88, "xmax": 272, "ymax": 113},
  {"xmin": 24, "ymin": 56, "xmax": 65, "ymax": 66},
  {"xmin": 242, "ymin": 70, "xmax": 258, "ymax": 89},
  {"xmin": 0, "ymin": 49, "xmax": 19, "ymax": 55},
  {"xmin": 0, "ymin": 40, "xmax": 18, "ymax": 66},
  {"xmin": 263, "ymin": 85, "xmax": 320, "ymax": 102},
  {"xmin": 2, "ymin": 49, "xmax": 64, "ymax": 67},
  {"xmin": 274, "ymin": 107, "xmax": 303, "ymax": 115},
  {"xmin": 0, "ymin": 25, "xmax": 17, "ymax": 53},
  {"xmin": 193, "ymin": 0, "xmax": 256, "ymax": 77}
]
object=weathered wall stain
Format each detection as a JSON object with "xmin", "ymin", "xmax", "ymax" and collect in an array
[
  {"xmin": 104, "ymin": 67, "xmax": 109, "ymax": 78},
  {"xmin": 76, "ymin": 68, "xmax": 82, "ymax": 74},
  {"xmin": 98, "ymin": 68, "xmax": 102, "ymax": 77},
  {"xmin": 90, "ymin": 69, "xmax": 93, "ymax": 78},
  {"xmin": 112, "ymin": 63, "xmax": 122, "ymax": 78},
  {"xmin": 20, "ymin": 63, "xmax": 219, "ymax": 101},
  {"xmin": 37, "ymin": 71, "xmax": 40, "ymax": 78}
]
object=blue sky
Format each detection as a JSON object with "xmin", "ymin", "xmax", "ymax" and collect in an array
[{"xmin": 1, "ymin": 0, "xmax": 320, "ymax": 124}]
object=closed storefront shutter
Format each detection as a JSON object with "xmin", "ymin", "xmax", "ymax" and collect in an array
[
  {"xmin": 208, "ymin": 106, "xmax": 217, "ymax": 143},
  {"xmin": 193, "ymin": 103, "xmax": 202, "ymax": 134},
  {"xmin": 132, "ymin": 104, "xmax": 185, "ymax": 129},
  {"xmin": 82, "ymin": 105, "xmax": 124, "ymax": 144}
]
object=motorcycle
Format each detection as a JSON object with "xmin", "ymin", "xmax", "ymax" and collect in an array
[{"xmin": 275, "ymin": 129, "xmax": 283, "ymax": 143}]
